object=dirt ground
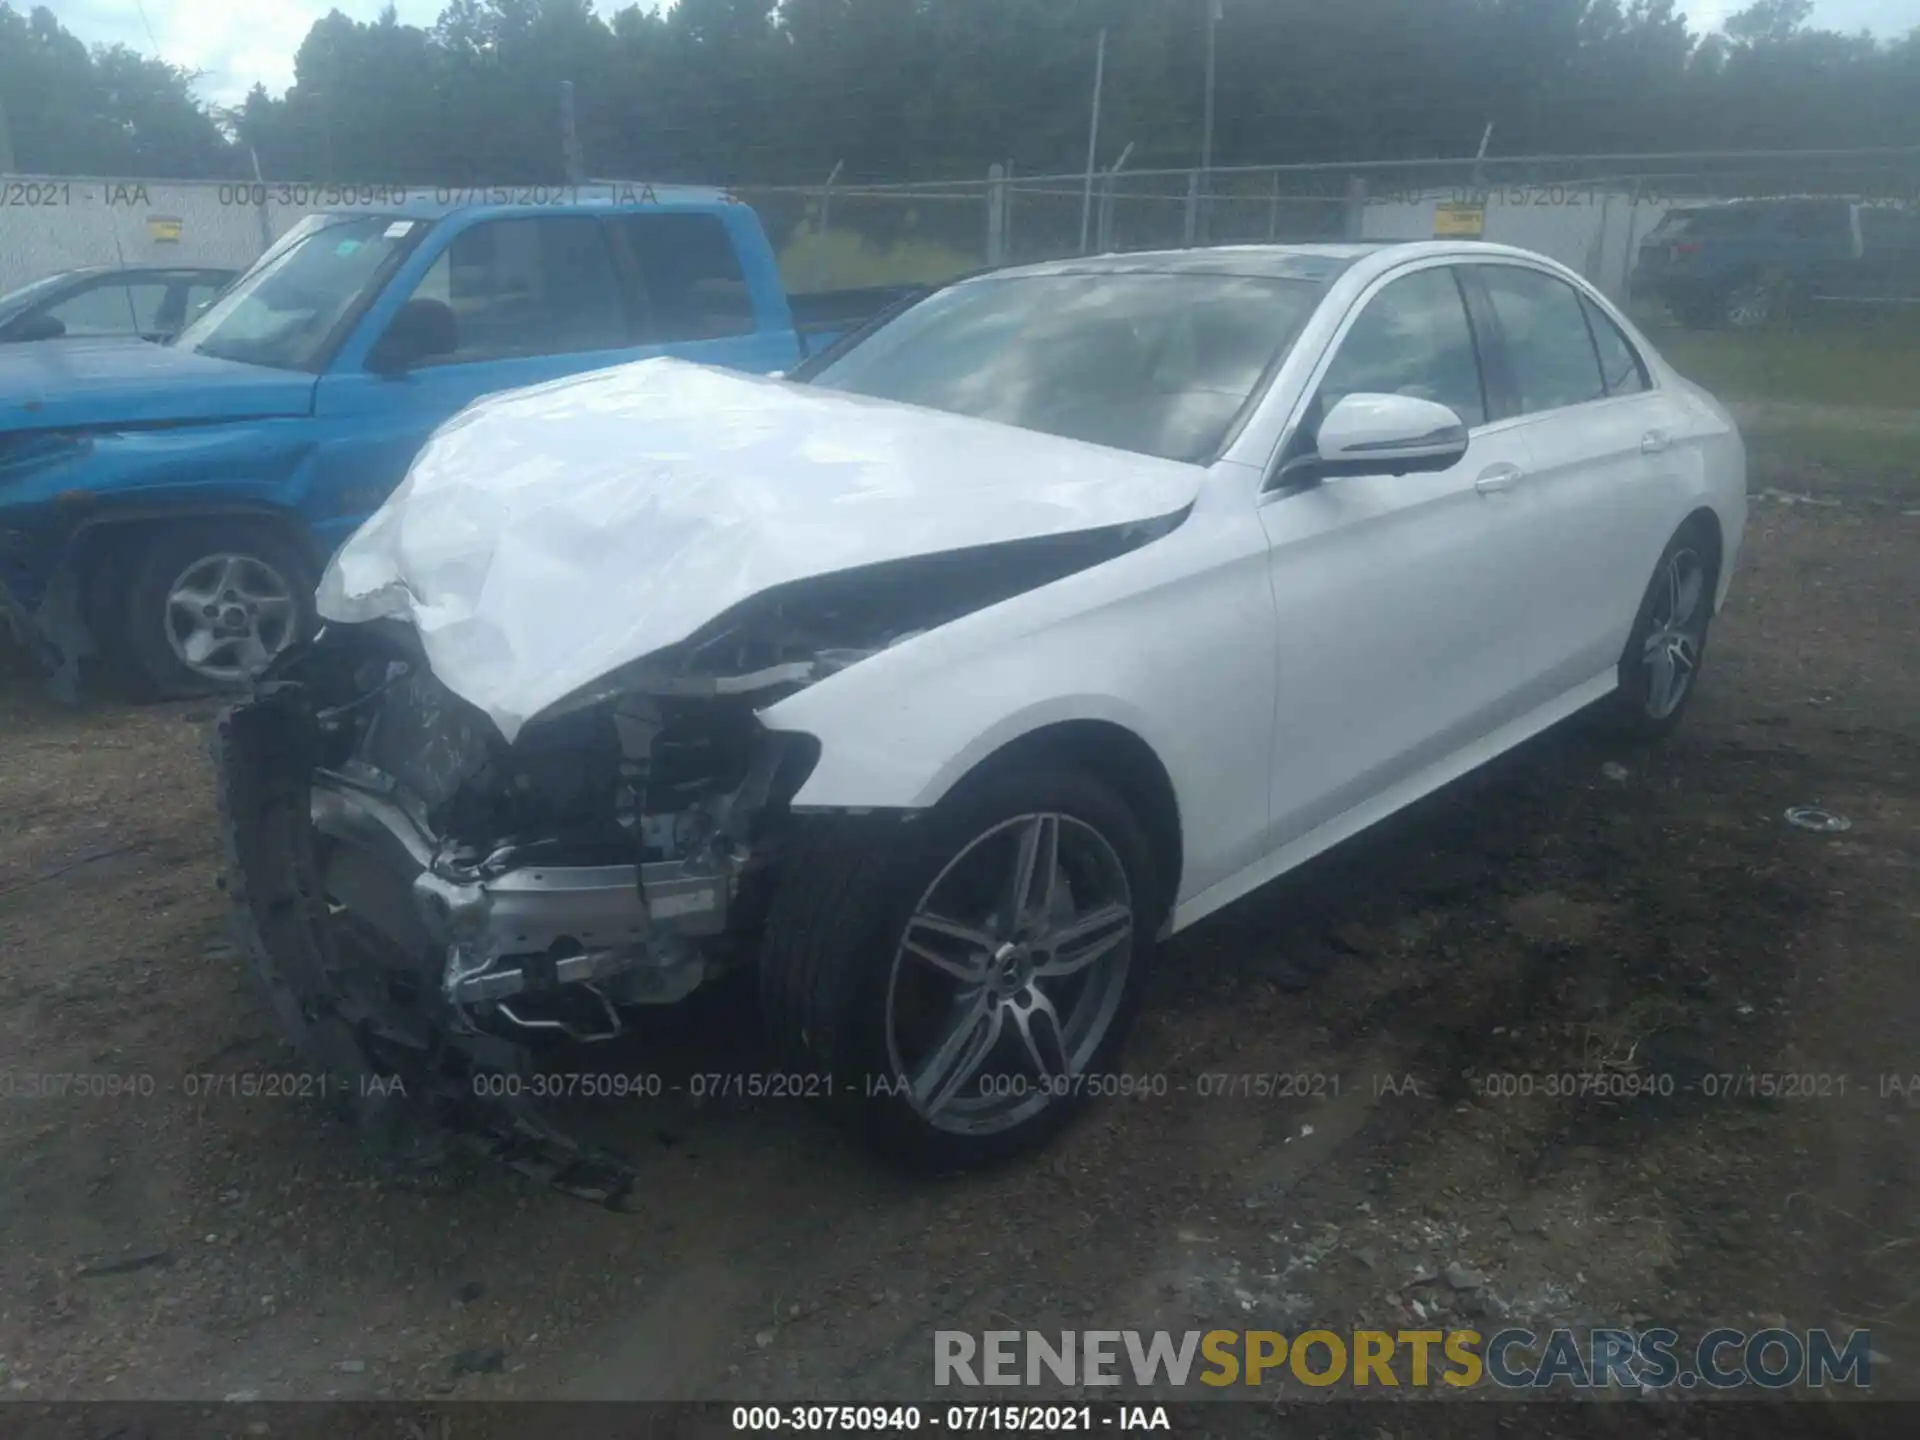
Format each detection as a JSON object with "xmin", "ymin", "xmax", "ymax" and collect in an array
[{"xmin": 0, "ymin": 453, "xmax": 1916, "ymax": 1410}]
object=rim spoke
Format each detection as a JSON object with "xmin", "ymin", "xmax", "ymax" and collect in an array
[
  {"xmin": 1646, "ymin": 646, "xmax": 1677, "ymax": 716},
  {"xmin": 236, "ymin": 571, "xmax": 289, "ymax": 606},
  {"xmin": 902, "ymin": 912, "xmax": 994, "ymax": 984},
  {"xmin": 912, "ymin": 993, "xmax": 1002, "ymax": 1116},
  {"xmin": 182, "ymin": 629, "xmax": 224, "ymax": 666},
  {"xmin": 1035, "ymin": 901, "xmax": 1131, "ymax": 978},
  {"xmin": 252, "ymin": 595, "xmax": 297, "ymax": 624},
  {"xmin": 237, "ymin": 630, "xmax": 272, "ymax": 673},
  {"xmin": 996, "ymin": 815, "xmax": 1058, "ymax": 935},
  {"xmin": 1673, "ymin": 565, "xmax": 1704, "ymax": 630},
  {"xmin": 1009, "ymin": 984, "xmax": 1070, "ymax": 1081}
]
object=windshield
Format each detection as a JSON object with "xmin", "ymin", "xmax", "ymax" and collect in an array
[
  {"xmin": 810, "ymin": 271, "xmax": 1326, "ymax": 463},
  {"xmin": 173, "ymin": 213, "xmax": 430, "ymax": 371}
]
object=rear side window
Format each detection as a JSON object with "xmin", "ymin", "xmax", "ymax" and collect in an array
[
  {"xmin": 1479, "ymin": 267, "xmax": 1606, "ymax": 415},
  {"xmin": 1781, "ymin": 203, "xmax": 1850, "ymax": 239},
  {"xmin": 611, "ymin": 213, "xmax": 756, "ymax": 343},
  {"xmin": 1580, "ymin": 297, "xmax": 1650, "ymax": 397}
]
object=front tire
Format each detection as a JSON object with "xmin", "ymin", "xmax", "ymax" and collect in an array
[
  {"xmin": 120, "ymin": 521, "xmax": 316, "ymax": 698},
  {"xmin": 761, "ymin": 765, "xmax": 1160, "ymax": 1170}
]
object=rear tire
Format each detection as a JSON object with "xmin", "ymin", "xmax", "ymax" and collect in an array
[
  {"xmin": 120, "ymin": 521, "xmax": 316, "ymax": 699},
  {"xmin": 760, "ymin": 765, "xmax": 1160, "ymax": 1171},
  {"xmin": 1602, "ymin": 522, "xmax": 1719, "ymax": 742}
]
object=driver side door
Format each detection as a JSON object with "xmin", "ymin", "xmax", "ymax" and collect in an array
[{"xmin": 1257, "ymin": 262, "xmax": 1541, "ymax": 853}]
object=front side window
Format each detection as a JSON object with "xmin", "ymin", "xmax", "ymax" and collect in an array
[
  {"xmin": 1479, "ymin": 267, "xmax": 1607, "ymax": 416},
  {"xmin": 400, "ymin": 216, "xmax": 628, "ymax": 364},
  {"xmin": 811, "ymin": 271, "xmax": 1327, "ymax": 463},
  {"xmin": 44, "ymin": 281, "xmax": 169, "ymax": 338},
  {"xmin": 175, "ymin": 213, "xmax": 428, "ymax": 371},
  {"xmin": 1317, "ymin": 266, "xmax": 1486, "ymax": 427}
]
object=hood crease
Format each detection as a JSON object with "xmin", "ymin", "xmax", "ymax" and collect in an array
[{"xmin": 316, "ymin": 358, "xmax": 1203, "ymax": 740}]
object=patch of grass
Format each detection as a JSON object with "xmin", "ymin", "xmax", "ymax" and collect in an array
[
  {"xmin": 778, "ymin": 226, "xmax": 977, "ymax": 294},
  {"xmin": 1642, "ymin": 314, "xmax": 1920, "ymax": 411},
  {"xmin": 1743, "ymin": 423, "xmax": 1920, "ymax": 499}
]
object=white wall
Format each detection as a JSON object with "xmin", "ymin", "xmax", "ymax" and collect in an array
[
  {"xmin": 0, "ymin": 176, "xmax": 729, "ymax": 294},
  {"xmin": 1360, "ymin": 187, "xmax": 1680, "ymax": 299}
]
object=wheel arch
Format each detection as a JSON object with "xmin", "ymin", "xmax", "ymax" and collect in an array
[
  {"xmin": 929, "ymin": 718, "xmax": 1185, "ymax": 929},
  {"xmin": 1677, "ymin": 503, "xmax": 1727, "ymax": 609},
  {"xmin": 62, "ymin": 503, "xmax": 324, "ymax": 638}
]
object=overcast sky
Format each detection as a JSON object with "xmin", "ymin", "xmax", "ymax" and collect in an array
[{"xmin": 47, "ymin": 0, "xmax": 1920, "ymax": 107}]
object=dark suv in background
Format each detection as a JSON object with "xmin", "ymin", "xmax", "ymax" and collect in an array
[{"xmin": 1630, "ymin": 197, "xmax": 1919, "ymax": 329}]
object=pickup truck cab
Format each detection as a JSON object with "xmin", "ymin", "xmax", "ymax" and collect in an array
[{"xmin": 0, "ymin": 191, "xmax": 898, "ymax": 696}]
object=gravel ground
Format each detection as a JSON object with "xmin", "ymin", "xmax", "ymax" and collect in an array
[{"xmin": 0, "ymin": 478, "xmax": 1915, "ymax": 1411}]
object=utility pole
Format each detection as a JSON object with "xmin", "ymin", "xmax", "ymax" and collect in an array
[
  {"xmin": 0, "ymin": 92, "xmax": 15, "ymax": 173},
  {"xmin": 1079, "ymin": 26, "xmax": 1108, "ymax": 255},
  {"xmin": 1200, "ymin": 0, "xmax": 1221, "ymax": 243}
]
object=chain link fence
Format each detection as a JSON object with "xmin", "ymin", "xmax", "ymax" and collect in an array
[{"xmin": 740, "ymin": 148, "xmax": 1920, "ymax": 302}]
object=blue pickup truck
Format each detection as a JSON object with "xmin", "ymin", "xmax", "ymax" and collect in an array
[{"xmin": 0, "ymin": 194, "xmax": 907, "ymax": 695}]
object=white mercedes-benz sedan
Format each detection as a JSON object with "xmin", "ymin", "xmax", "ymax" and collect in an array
[{"xmin": 216, "ymin": 241, "xmax": 1745, "ymax": 1193}]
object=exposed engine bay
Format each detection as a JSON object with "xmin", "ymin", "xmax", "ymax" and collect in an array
[{"xmin": 214, "ymin": 519, "xmax": 1173, "ymax": 1202}]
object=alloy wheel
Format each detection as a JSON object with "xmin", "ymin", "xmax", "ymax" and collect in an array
[
  {"xmin": 884, "ymin": 813, "xmax": 1134, "ymax": 1136},
  {"xmin": 1641, "ymin": 546, "xmax": 1708, "ymax": 720},
  {"xmin": 164, "ymin": 552, "xmax": 300, "ymax": 683}
]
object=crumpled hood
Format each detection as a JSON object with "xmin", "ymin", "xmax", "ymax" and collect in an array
[
  {"xmin": 317, "ymin": 357, "xmax": 1201, "ymax": 740},
  {"xmin": 0, "ymin": 338, "xmax": 315, "ymax": 434}
]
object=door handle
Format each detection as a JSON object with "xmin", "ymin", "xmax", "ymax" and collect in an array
[
  {"xmin": 1474, "ymin": 464, "xmax": 1524, "ymax": 496},
  {"xmin": 1641, "ymin": 429, "xmax": 1671, "ymax": 455}
]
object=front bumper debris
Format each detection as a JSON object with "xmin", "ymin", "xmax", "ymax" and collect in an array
[
  {"xmin": 310, "ymin": 772, "xmax": 732, "ymax": 1030},
  {"xmin": 210, "ymin": 678, "xmax": 698, "ymax": 1208}
]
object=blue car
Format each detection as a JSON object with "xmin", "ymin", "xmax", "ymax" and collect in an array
[{"xmin": 0, "ymin": 194, "xmax": 906, "ymax": 696}]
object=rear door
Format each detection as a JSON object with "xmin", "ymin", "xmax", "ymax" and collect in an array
[
  {"xmin": 604, "ymin": 210, "xmax": 801, "ymax": 375},
  {"xmin": 1258, "ymin": 261, "xmax": 1542, "ymax": 848},
  {"xmin": 1462, "ymin": 261, "xmax": 1681, "ymax": 689},
  {"xmin": 1852, "ymin": 205, "xmax": 1920, "ymax": 304}
]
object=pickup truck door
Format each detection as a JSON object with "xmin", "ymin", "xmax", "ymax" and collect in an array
[{"xmin": 306, "ymin": 209, "xmax": 800, "ymax": 553}]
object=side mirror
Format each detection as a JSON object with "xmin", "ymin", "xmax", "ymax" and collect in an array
[
  {"xmin": 1288, "ymin": 392, "xmax": 1469, "ymax": 484},
  {"xmin": 368, "ymin": 298, "xmax": 457, "ymax": 375},
  {"xmin": 13, "ymin": 312, "xmax": 67, "ymax": 343}
]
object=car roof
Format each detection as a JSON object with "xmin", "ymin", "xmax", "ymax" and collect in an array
[
  {"xmin": 974, "ymin": 243, "xmax": 1393, "ymax": 285},
  {"xmin": 309, "ymin": 183, "xmax": 740, "ymax": 227}
]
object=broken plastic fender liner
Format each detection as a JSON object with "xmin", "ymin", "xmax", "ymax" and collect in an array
[{"xmin": 316, "ymin": 358, "xmax": 1203, "ymax": 741}]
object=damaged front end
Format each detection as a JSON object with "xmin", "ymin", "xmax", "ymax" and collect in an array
[
  {"xmin": 213, "ymin": 617, "xmax": 822, "ymax": 1204},
  {"xmin": 214, "ymin": 516, "xmax": 1179, "ymax": 1199}
]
